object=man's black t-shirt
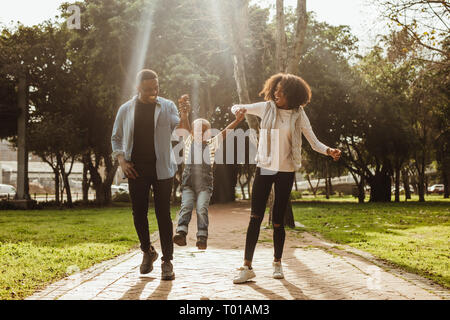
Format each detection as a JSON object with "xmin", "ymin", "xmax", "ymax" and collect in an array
[{"xmin": 131, "ymin": 100, "xmax": 156, "ymax": 165}]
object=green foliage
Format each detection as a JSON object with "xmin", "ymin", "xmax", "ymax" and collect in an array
[{"xmin": 290, "ymin": 190, "xmax": 302, "ymax": 200}]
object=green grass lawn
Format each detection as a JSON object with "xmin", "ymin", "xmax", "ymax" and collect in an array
[
  {"xmin": 0, "ymin": 204, "xmax": 178, "ymax": 300},
  {"xmin": 292, "ymin": 200, "xmax": 450, "ymax": 288}
]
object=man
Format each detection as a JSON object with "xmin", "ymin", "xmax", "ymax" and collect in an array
[{"xmin": 111, "ymin": 69, "xmax": 189, "ymax": 280}]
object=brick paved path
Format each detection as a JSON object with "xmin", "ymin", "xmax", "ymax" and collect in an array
[{"xmin": 27, "ymin": 201, "xmax": 449, "ymax": 300}]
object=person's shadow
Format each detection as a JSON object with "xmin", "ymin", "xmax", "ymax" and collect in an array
[
  {"xmin": 278, "ymin": 278, "xmax": 309, "ymax": 300},
  {"xmin": 245, "ymin": 281, "xmax": 286, "ymax": 300},
  {"xmin": 146, "ymin": 279, "xmax": 173, "ymax": 300},
  {"xmin": 240, "ymin": 279, "xmax": 309, "ymax": 300},
  {"xmin": 119, "ymin": 276, "xmax": 156, "ymax": 300}
]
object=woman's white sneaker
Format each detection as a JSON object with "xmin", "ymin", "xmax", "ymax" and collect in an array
[
  {"xmin": 233, "ymin": 266, "xmax": 256, "ymax": 284},
  {"xmin": 273, "ymin": 261, "xmax": 284, "ymax": 279}
]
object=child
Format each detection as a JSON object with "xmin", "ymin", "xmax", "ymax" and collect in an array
[{"xmin": 174, "ymin": 96, "xmax": 246, "ymax": 249}]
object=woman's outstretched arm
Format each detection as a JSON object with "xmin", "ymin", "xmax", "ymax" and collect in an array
[{"xmin": 231, "ymin": 101, "xmax": 267, "ymax": 118}]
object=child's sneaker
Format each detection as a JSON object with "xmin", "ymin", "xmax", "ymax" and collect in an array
[
  {"xmin": 233, "ymin": 266, "xmax": 256, "ymax": 284},
  {"xmin": 196, "ymin": 236, "xmax": 207, "ymax": 250},
  {"xmin": 273, "ymin": 261, "xmax": 284, "ymax": 279},
  {"xmin": 173, "ymin": 231, "xmax": 187, "ymax": 246}
]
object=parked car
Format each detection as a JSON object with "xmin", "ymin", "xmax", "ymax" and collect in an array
[
  {"xmin": 111, "ymin": 185, "xmax": 129, "ymax": 196},
  {"xmin": 428, "ymin": 184, "xmax": 444, "ymax": 194},
  {"xmin": 0, "ymin": 184, "xmax": 16, "ymax": 199}
]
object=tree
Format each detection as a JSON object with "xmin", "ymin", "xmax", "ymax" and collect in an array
[
  {"xmin": 376, "ymin": 0, "xmax": 450, "ymax": 64},
  {"xmin": 408, "ymin": 63, "xmax": 444, "ymax": 201},
  {"xmin": 60, "ymin": 0, "xmax": 143, "ymax": 205}
]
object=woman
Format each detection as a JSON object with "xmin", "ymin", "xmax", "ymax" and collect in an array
[{"xmin": 231, "ymin": 73, "xmax": 341, "ymax": 284}]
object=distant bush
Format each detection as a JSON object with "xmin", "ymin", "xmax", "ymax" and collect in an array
[
  {"xmin": 291, "ymin": 190, "xmax": 302, "ymax": 200},
  {"xmin": 0, "ymin": 200, "xmax": 18, "ymax": 210},
  {"xmin": 34, "ymin": 200, "xmax": 101, "ymax": 209},
  {"xmin": 0, "ymin": 200, "xmax": 39, "ymax": 210}
]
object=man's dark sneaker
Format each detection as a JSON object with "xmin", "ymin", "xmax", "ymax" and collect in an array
[
  {"xmin": 196, "ymin": 236, "xmax": 207, "ymax": 250},
  {"xmin": 173, "ymin": 231, "xmax": 187, "ymax": 246},
  {"xmin": 161, "ymin": 260, "xmax": 175, "ymax": 280},
  {"xmin": 140, "ymin": 247, "xmax": 158, "ymax": 274}
]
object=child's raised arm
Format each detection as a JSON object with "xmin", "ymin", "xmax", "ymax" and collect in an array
[{"xmin": 175, "ymin": 94, "xmax": 192, "ymax": 138}]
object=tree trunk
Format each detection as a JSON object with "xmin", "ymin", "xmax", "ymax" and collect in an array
[
  {"xmin": 444, "ymin": 166, "xmax": 449, "ymax": 199},
  {"xmin": 211, "ymin": 164, "xmax": 237, "ymax": 203},
  {"xmin": 306, "ymin": 174, "xmax": 320, "ymax": 197},
  {"xmin": 357, "ymin": 181, "xmax": 365, "ymax": 203},
  {"xmin": 275, "ymin": 0, "xmax": 287, "ymax": 72},
  {"xmin": 325, "ymin": 162, "xmax": 330, "ymax": 199},
  {"xmin": 82, "ymin": 153, "xmax": 90, "ymax": 203},
  {"xmin": 394, "ymin": 167, "xmax": 400, "ymax": 202},
  {"xmin": 286, "ymin": 0, "xmax": 308, "ymax": 74},
  {"xmin": 61, "ymin": 170, "xmax": 73, "ymax": 206},
  {"xmin": 87, "ymin": 157, "xmax": 111, "ymax": 206},
  {"xmin": 402, "ymin": 168, "xmax": 411, "ymax": 200},
  {"xmin": 53, "ymin": 168, "xmax": 60, "ymax": 205},
  {"xmin": 238, "ymin": 170, "xmax": 246, "ymax": 200},
  {"xmin": 329, "ymin": 176, "xmax": 333, "ymax": 195},
  {"xmin": 60, "ymin": 172, "xmax": 65, "ymax": 203},
  {"xmin": 418, "ymin": 171, "xmax": 425, "ymax": 202},
  {"xmin": 218, "ymin": 0, "xmax": 256, "ymax": 203},
  {"xmin": 349, "ymin": 171, "xmax": 365, "ymax": 203},
  {"xmin": 56, "ymin": 153, "xmax": 73, "ymax": 206},
  {"xmin": 368, "ymin": 167, "xmax": 391, "ymax": 202},
  {"xmin": 417, "ymin": 155, "xmax": 426, "ymax": 202}
]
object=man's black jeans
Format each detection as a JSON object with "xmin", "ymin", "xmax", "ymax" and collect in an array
[{"xmin": 128, "ymin": 163, "xmax": 174, "ymax": 262}]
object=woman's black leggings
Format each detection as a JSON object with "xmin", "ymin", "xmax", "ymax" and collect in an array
[{"xmin": 244, "ymin": 167, "xmax": 295, "ymax": 262}]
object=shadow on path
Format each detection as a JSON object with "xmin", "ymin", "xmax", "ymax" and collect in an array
[
  {"xmin": 278, "ymin": 278, "xmax": 309, "ymax": 300},
  {"xmin": 245, "ymin": 282, "xmax": 286, "ymax": 300},
  {"xmin": 285, "ymin": 255, "xmax": 349, "ymax": 299},
  {"xmin": 119, "ymin": 276, "xmax": 156, "ymax": 300},
  {"xmin": 147, "ymin": 279, "xmax": 173, "ymax": 300}
]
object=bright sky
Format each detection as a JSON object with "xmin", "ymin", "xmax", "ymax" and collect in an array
[
  {"xmin": 253, "ymin": 0, "xmax": 386, "ymax": 52},
  {"xmin": 0, "ymin": 0, "xmax": 386, "ymax": 52}
]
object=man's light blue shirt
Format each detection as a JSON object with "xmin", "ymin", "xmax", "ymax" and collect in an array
[{"xmin": 111, "ymin": 95, "xmax": 180, "ymax": 180}]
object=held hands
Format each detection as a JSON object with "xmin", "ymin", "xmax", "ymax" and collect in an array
[
  {"xmin": 327, "ymin": 148, "xmax": 342, "ymax": 161},
  {"xmin": 234, "ymin": 108, "xmax": 247, "ymax": 122},
  {"xmin": 178, "ymin": 94, "xmax": 191, "ymax": 117}
]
